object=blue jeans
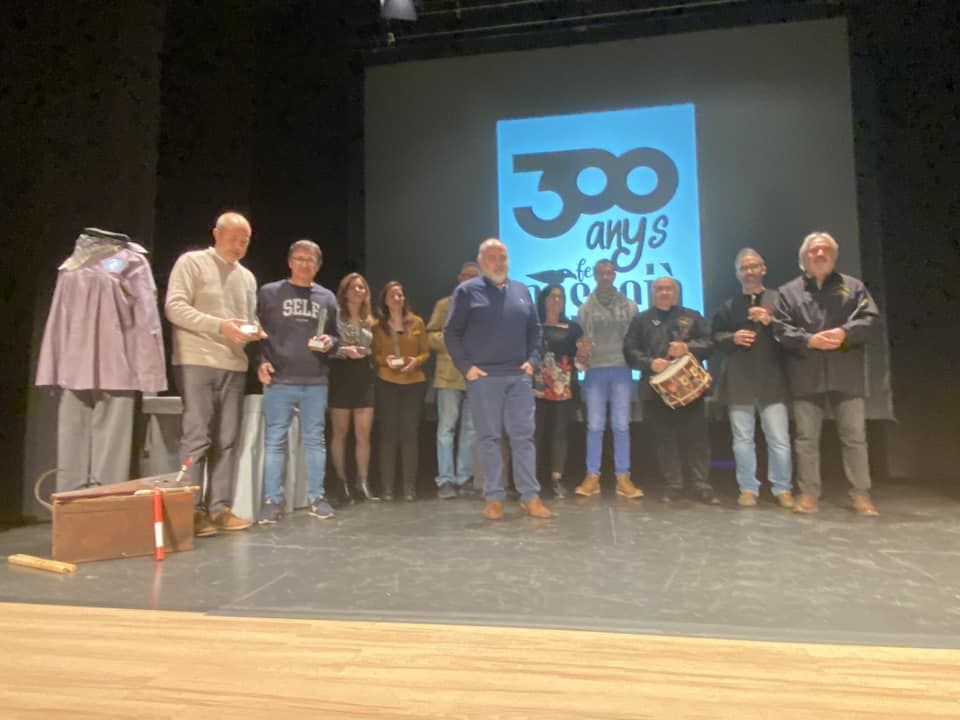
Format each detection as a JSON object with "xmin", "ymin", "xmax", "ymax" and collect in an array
[
  {"xmin": 435, "ymin": 388, "xmax": 475, "ymax": 487},
  {"xmin": 262, "ymin": 383, "xmax": 328, "ymax": 504},
  {"xmin": 467, "ymin": 374, "xmax": 540, "ymax": 502},
  {"xmin": 728, "ymin": 401, "xmax": 792, "ymax": 495},
  {"xmin": 582, "ymin": 366, "xmax": 632, "ymax": 475}
]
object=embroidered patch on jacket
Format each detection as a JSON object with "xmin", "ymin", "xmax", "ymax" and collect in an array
[{"xmin": 100, "ymin": 257, "xmax": 126, "ymax": 273}]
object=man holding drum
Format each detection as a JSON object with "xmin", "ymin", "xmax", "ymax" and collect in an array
[
  {"xmin": 712, "ymin": 249, "xmax": 793, "ymax": 509},
  {"xmin": 623, "ymin": 277, "xmax": 718, "ymax": 504}
]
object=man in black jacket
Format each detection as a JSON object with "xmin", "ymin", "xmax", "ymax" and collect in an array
[
  {"xmin": 774, "ymin": 232, "xmax": 880, "ymax": 516},
  {"xmin": 712, "ymin": 249, "xmax": 793, "ymax": 509},
  {"xmin": 623, "ymin": 277, "xmax": 718, "ymax": 504}
]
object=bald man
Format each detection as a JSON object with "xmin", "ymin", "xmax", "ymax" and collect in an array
[
  {"xmin": 165, "ymin": 212, "xmax": 262, "ymax": 536},
  {"xmin": 444, "ymin": 239, "xmax": 553, "ymax": 520}
]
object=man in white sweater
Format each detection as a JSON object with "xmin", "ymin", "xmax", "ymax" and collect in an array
[{"xmin": 165, "ymin": 212, "xmax": 262, "ymax": 536}]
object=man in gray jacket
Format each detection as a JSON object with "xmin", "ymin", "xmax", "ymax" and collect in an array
[{"xmin": 774, "ymin": 232, "xmax": 880, "ymax": 516}]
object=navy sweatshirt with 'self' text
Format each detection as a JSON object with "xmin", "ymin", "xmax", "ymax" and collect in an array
[{"xmin": 257, "ymin": 280, "xmax": 339, "ymax": 385}]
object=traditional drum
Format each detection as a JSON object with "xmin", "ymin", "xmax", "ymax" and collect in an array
[{"xmin": 649, "ymin": 353, "xmax": 712, "ymax": 409}]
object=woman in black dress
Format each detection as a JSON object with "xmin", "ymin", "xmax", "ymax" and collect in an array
[{"xmin": 328, "ymin": 272, "xmax": 378, "ymax": 501}]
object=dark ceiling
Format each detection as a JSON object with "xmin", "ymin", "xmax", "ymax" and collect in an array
[{"xmin": 341, "ymin": 0, "xmax": 845, "ymax": 60}]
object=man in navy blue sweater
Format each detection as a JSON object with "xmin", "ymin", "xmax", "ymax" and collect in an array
[
  {"xmin": 256, "ymin": 240, "xmax": 339, "ymax": 523},
  {"xmin": 444, "ymin": 239, "xmax": 554, "ymax": 520}
]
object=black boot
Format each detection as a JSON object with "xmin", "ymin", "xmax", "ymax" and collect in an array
[{"xmin": 356, "ymin": 477, "xmax": 379, "ymax": 501}]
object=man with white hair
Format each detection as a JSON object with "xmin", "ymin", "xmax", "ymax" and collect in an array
[
  {"xmin": 444, "ymin": 239, "xmax": 553, "ymax": 520},
  {"xmin": 774, "ymin": 232, "xmax": 880, "ymax": 516},
  {"xmin": 712, "ymin": 249, "xmax": 793, "ymax": 508},
  {"xmin": 165, "ymin": 211, "xmax": 263, "ymax": 536}
]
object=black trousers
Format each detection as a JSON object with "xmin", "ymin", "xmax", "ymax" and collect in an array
[
  {"xmin": 644, "ymin": 395, "xmax": 711, "ymax": 492},
  {"xmin": 375, "ymin": 379, "xmax": 425, "ymax": 497},
  {"xmin": 535, "ymin": 398, "xmax": 575, "ymax": 477}
]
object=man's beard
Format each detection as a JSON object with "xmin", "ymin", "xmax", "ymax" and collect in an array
[{"xmin": 487, "ymin": 270, "xmax": 508, "ymax": 284}]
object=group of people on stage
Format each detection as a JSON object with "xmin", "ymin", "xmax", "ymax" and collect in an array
[{"xmin": 165, "ymin": 211, "xmax": 880, "ymax": 537}]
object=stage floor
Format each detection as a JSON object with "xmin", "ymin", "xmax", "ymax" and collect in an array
[
  {"xmin": 3, "ymin": 602, "xmax": 959, "ymax": 719},
  {"xmin": 2, "ymin": 481, "xmax": 959, "ymax": 648}
]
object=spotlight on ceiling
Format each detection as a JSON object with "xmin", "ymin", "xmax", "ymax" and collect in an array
[{"xmin": 381, "ymin": 0, "xmax": 417, "ymax": 22}]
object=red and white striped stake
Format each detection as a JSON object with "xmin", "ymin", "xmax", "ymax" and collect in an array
[
  {"xmin": 173, "ymin": 456, "xmax": 193, "ymax": 485},
  {"xmin": 153, "ymin": 486, "xmax": 165, "ymax": 561}
]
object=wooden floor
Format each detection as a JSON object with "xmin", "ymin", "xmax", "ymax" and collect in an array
[{"xmin": 0, "ymin": 602, "xmax": 958, "ymax": 719}]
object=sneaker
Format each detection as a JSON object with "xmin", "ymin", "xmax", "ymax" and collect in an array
[
  {"xmin": 793, "ymin": 494, "xmax": 819, "ymax": 514},
  {"xmin": 437, "ymin": 482, "xmax": 458, "ymax": 500},
  {"xmin": 697, "ymin": 488, "xmax": 722, "ymax": 506},
  {"xmin": 210, "ymin": 507, "xmax": 252, "ymax": 531},
  {"xmin": 575, "ymin": 473, "xmax": 601, "ymax": 497},
  {"xmin": 308, "ymin": 498, "xmax": 335, "ymax": 519},
  {"xmin": 457, "ymin": 483, "xmax": 478, "ymax": 499},
  {"xmin": 660, "ymin": 487, "xmax": 684, "ymax": 504},
  {"xmin": 738, "ymin": 491, "xmax": 758, "ymax": 507},
  {"xmin": 483, "ymin": 499, "xmax": 504, "ymax": 520},
  {"xmin": 615, "ymin": 473, "xmax": 643, "ymax": 499},
  {"xmin": 520, "ymin": 495, "xmax": 555, "ymax": 519},
  {"xmin": 194, "ymin": 510, "xmax": 218, "ymax": 537},
  {"xmin": 852, "ymin": 495, "xmax": 879, "ymax": 517},
  {"xmin": 775, "ymin": 491, "xmax": 795, "ymax": 509},
  {"xmin": 258, "ymin": 499, "xmax": 284, "ymax": 525}
]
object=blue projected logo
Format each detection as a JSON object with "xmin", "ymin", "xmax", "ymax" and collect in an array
[{"xmin": 497, "ymin": 104, "xmax": 702, "ymax": 313}]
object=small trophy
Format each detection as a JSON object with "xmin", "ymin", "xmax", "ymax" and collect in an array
[
  {"xmin": 741, "ymin": 293, "xmax": 760, "ymax": 352},
  {"xmin": 239, "ymin": 290, "xmax": 259, "ymax": 336},
  {"xmin": 387, "ymin": 327, "xmax": 405, "ymax": 369},
  {"xmin": 308, "ymin": 308, "xmax": 329, "ymax": 351}
]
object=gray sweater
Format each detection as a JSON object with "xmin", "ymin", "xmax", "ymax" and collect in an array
[{"xmin": 576, "ymin": 290, "xmax": 638, "ymax": 369}]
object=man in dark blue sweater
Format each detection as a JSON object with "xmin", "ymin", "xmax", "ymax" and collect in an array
[
  {"xmin": 256, "ymin": 240, "xmax": 339, "ymax": 523},
  {"xmin": 444, "ymin": 238, "xmax": 553, "ymax": 520}
]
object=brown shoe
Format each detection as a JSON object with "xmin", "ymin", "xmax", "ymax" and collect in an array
[
  {"xmin": 793, "ymin": 494, "xmax": 819, "ymax": 514},
  {"xmin": 482, "ymin": 500, "xmax": 504, "ymax": 520},
  {"xmin": 194, "ymin": 510, "xmax": 218, "ymax": 537},
  {"xmin": 520, "ymin": 495, "xmax": 555, "ymax": 519},
  {"xmin": 210, "ymin": 507, "xmax": 253, "ymax": 531},
  {"xmin": 575, "ymin": 473, "xmax": 601, "ymax": 497},
  {"xmin": 852, "ymin": 495, "xmax": 879, "ymax": 517},
  {"xmin": 615, "ymin": 473, "xmax": 643, "ymax": 499},
  {"xmin": 775, "ymin": 491, "xmax": 795, "ymax": 509},
  {"xmin": 737, "ymin": 491, "xmax": 758, "ymax": 507}
]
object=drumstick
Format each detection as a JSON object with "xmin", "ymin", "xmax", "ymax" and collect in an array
[
  {"xmin": 173, "ymin": 456, "xmax": 193, "ymax": 485},
  {"xmin": 133, "ymin": 486, "xmax": 200, "ymax": 496},
  {"xmin": 846, "ymin": 296, "xmax": 869, "ymax": 323},
  {"xmin": 8, "ymin": 554, "xmax": 77, "ymax": 574}
]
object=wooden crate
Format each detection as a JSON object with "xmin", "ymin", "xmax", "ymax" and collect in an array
[{"xmin": 51, "ymin": 475, "xmax": 196, "ymax": 563}]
